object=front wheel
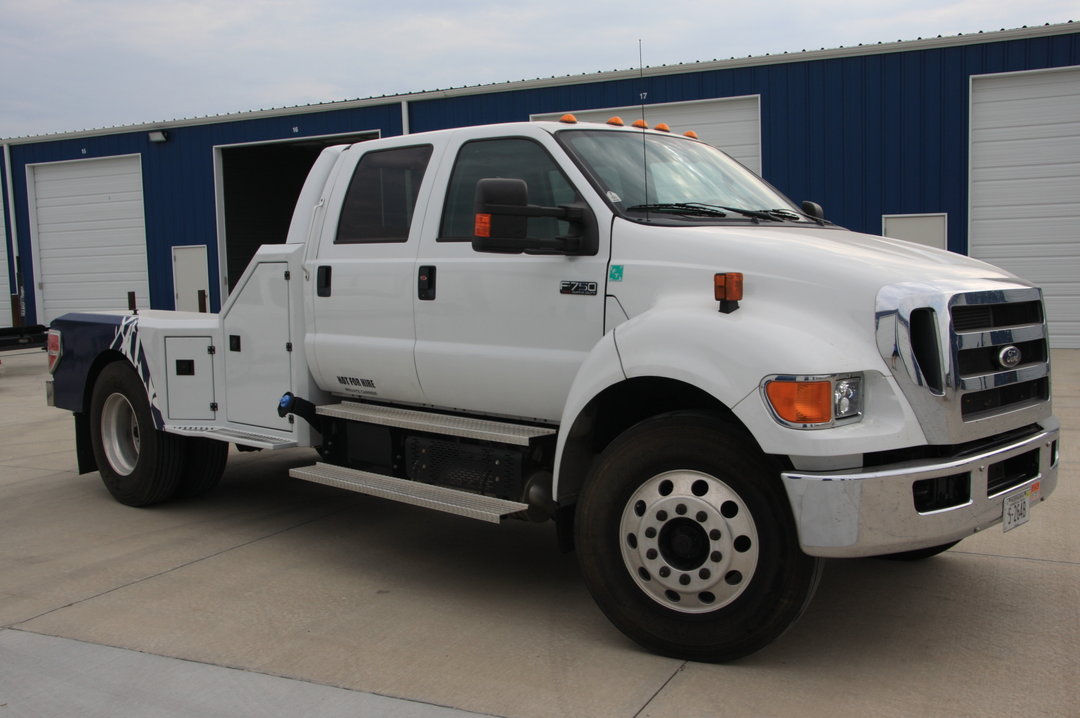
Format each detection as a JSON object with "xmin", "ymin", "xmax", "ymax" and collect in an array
[
  {"xmin": 575, "ymin": 413, "xmax": 822, "ymax": 662},
  {"xmin": 89, "ymin": 361, "xmax": 185, "ymax": 506}
]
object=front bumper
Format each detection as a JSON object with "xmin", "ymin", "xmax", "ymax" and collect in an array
[{"xmin": 781, "ymin": 420, "xmax": 1060, "ymax": 558}]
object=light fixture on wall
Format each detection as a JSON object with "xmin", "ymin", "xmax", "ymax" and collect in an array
[{"xmin": 148, "ymin": 130, "xmax": 169, "ymax": 143}]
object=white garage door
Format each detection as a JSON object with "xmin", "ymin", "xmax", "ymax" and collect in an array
[
  {"xmin": 533, "ymin": 95, "xmax": 762, "ymax": 173},
  {"xmin": 1, "ymin": 195, "xmax": 12, "ymax": 327},
  {"xmin": 29, "ymin": 155, "xmax": 150, "ymax": 324},
  {"xmin": 970, "ymin": 67, "xmax": 1080, "ymax": 348}
]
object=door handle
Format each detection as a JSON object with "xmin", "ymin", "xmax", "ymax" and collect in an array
[
  {"xmin": 317, "ymin": 266, "xmax": 332, "ymax": 297},
  {"xmin": 418, "ymin": 266, "xmax": 436, "ymax": 301}
]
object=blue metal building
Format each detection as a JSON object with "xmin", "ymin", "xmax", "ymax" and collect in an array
[{"xmin": 2, "ymin": 23, "xmax": 1079, "ymax": 345}]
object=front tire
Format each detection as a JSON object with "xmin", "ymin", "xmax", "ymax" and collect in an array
[
  {"xmin": 575, "ymin": 413, "xmax": 821, "ymax": 662},
  {"xmin": 89, "ymin": 362, "xmax": 184, "ymax": 506}
]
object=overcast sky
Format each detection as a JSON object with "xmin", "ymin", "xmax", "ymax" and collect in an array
[{"xmin": 0, "ymin": 0, "xmax": 1075, "ymax": 139}]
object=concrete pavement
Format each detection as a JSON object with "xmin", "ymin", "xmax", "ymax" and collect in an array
[{"xmin": 1, "ymin": 347, "xmax": 1077, "ymax": 717}]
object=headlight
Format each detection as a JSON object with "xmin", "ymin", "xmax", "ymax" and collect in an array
[{"xmin": 762, "ymin": 373, "xmax": 863, "ymax": 429}]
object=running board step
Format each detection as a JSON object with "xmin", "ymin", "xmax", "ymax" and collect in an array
[
  {"xmin": 290, "ymin": 463, "xmax": 528, "ymax": 524},
  {"xmin": 166, "ymin": 425, "xmax": 297, "ymax": 450},
  {"xmin": 316, "ymin": 401, "xmax": 556, "ymax": 446}
]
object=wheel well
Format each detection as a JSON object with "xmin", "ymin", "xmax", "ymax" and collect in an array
[
  {"xmin": 81, "ymin": 350, "xmax": 130, "ymax": 414},
  {"xmin": 556, "ymin": 377, "xmax": 753, "ymax": 504},
  {"xmin": 73, "ymin": 351, "xmax": 131, "ymax": 475}
]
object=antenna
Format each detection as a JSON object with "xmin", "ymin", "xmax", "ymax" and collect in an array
[{"xmin": 639, "ymin": 39, "xmax": 649, "ymax": 216}]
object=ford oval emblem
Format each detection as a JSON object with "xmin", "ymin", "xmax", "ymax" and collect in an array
[{"xmin": 998, "ymin": 345, "xmax": 1022, "ymax": 369}]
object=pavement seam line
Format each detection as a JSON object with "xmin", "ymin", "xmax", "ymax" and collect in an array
[
  {"xmin": 950, "ymin": 550, "xmax": 1080, "ymax": 566},
  {"xmin": 632, "ymin": 660, "xmax": 688, "ymax": 718},
  {"xmin": 1, "ymin": 627, "xmax": 505, "ymax": 718},
  {"xmin": 6, "ymin": 504, "xmax": 352, "ymax": 630}
]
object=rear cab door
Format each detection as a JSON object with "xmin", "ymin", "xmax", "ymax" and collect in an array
[
  {"xmin": 412, "ymin": 125, "xmax": 613, "ymax": 421},
  {"xmin": 306, "ymin": 137, "xmax": 444, "ymax": 404}
]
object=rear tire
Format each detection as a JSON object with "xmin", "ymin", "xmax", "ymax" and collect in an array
[
  {"xmin": 575, "ymin": 412, "xmax": 821, "ymax": 662},
  {"xmin": 89, "ymin": 362, "xmax": 184, "ymax": 506},
  {"xmin": 175, "ymin": 437, "xmax": 228, "ymax": 498}
]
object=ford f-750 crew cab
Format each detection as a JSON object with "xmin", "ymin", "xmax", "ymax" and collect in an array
[{"xmin": 45, "ymin": 118, "xmax": 1060, "ymax": 661}]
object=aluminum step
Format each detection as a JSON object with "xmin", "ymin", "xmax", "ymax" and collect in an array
[
  {"xmin": 290, "ymin": 463, "xmax": 528, "ymax": 524},
  {"xmin": 166, "ymin": 425, "xmax": 297, "ymax": 450},
  {"xmin": 316, "ymin": 401, "xmax": 556, "ymax": 446}
]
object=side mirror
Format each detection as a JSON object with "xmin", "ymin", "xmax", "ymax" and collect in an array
[
  {"xmin": 472, "ymin": 178, "xmax": 597, "ymax": 255},
  {"xmin": 801, "ymin": 200, "xmax": 825, "ymax": 221}
]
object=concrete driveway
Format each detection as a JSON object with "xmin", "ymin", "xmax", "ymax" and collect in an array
[{"xmin": 1, "ymin": 347, "xmax": 1077, "ymax": 717}]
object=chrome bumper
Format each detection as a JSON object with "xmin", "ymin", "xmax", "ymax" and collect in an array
[{"xmin": 781, "ymin": 420, "xmax": 1060, "ymax": 558}]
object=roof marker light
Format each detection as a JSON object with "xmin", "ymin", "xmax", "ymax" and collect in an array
[
  {"xmin": 683, "ymin": 130, "xmax": 699, "ymax": 139},
  {"xmin": 654, "ymin": 123, "xmax": 671, "ymax": 132},
  {"xmin": 632, "ymin": 119, "xmax": 649, "ymax": 129},
  {"xmin": 559, "ymin": 114, "xmax": 578, "ymax": 124},
  {"xmin": 606, "ymin": 116, "xmax": 625, "ymax": 126}
]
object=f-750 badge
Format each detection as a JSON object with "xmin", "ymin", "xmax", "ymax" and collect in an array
[{"xmin": 560, "ymin": 281, "xmax": 598, "ymax": 296}]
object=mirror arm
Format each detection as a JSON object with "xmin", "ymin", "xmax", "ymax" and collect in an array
[{"xmin": 483, "ymin": 203, "xmax": 583, "ymax": 222}]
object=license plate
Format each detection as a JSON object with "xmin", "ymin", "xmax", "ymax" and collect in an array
[{"xmin": 1003, "ymin": 482, "xmax": 1040, "ymax": 533}]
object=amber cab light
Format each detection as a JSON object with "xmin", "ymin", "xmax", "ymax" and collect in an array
[
  {"xmin": 714, "ymin": 273, "xmax": 743, "ymax": 302},
  {"xmin": 632, "ymin": 119, "xmax": 649, "ymax": 129},
  {"xmin": 606, "ymin": 116, "xmax": 625, "ymax": 126},
  {"xmin": 559, "ymin": 114, "xmax": 578, "ymax": 124},
  {"xmin": 765, "ymin": 380, "xmax": 832, "ymax": 425}
]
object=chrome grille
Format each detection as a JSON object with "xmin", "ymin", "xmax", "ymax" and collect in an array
[{"xmin": 876, "ymin": 283, "xmax": 1053, "ymax": 444}]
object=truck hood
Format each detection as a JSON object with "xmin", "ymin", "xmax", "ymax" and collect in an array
[
  {"xmin": 610, "ymin": 221, "xmax": 1033, "ymax": 362},
  {"xmin": 612, "ymin": 221, "xmax": 1028, "ymax": 306}
]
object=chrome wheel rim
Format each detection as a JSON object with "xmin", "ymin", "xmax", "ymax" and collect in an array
[
  {"xmin": 619, "ymin": 470, "xmax": 759, "ymax": 613},
  {"xmin": 101, "ymin": 392, "xmax": 140, "ymax": 476}
]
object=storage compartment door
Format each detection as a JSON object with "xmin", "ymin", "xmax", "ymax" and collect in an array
[
  {"xmin": 223, "ymin": 262, "xmax": 293, "ymax": 431},
  {"xmin": 165, "ymin": 336, "xmax": 215, "ymax": 420}
]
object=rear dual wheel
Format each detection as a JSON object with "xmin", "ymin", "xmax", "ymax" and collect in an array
[
  {"xmin": 90, "ymin": 362, "xmax": 226, "ymax": 506},
  {"xmin": 576, "ymin": 413, "xmax": 822, "ymax": 662}
]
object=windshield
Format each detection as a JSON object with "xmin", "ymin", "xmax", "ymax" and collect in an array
[{"xmin": 557, "ymin": 129, "xmax": 800, "ymax": 221}]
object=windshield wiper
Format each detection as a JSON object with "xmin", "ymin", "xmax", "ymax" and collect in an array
[
  {"xmin": 627, "ymin": 202, "xmax": 795, "ymax": 222},
  {"xmin": 626, "ymin": 203, "xmax": 729, "ymax": 217}
]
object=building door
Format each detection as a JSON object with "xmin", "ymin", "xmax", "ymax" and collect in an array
[
  {"xmin": 970, "ymin": 67, "xmax": 1080, "ymax": 348},
  {"xmin": 172, "ymin": 245, "xmax": 210, "ymax": 312},
  {"xmin": 1, "ymin": 193, "xmax": 11, "ymax": 327},
  {"xmin": 28, "ymin": 155, "xmax": 149, "ymax": 323}
]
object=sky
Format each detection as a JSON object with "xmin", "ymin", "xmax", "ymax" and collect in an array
[{"xmin": 0, "ymin": 0, "xmax": 1076, "ymax": 139}]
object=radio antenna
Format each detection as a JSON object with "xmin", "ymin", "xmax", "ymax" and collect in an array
[{"xmin": 639, "ymin": 39, "xmax": 649, "ymax": 216}]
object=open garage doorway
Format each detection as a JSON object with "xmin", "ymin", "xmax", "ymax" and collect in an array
[{"xmin": 215, "ymin": 131, "xmax": 378, "ymax": 298}]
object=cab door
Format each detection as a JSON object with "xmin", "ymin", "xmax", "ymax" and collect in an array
[
  {"xmin": 307, "ymin": 141, "xmax": 438, "ymax": 404},
  {"xmin": 413, "ymin": 130, "xmax": 611, "ymax": 422}
]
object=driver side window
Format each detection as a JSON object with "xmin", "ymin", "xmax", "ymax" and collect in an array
[{"xmin": 439, "ymin": 138, "xmax": 579, "ymax": 242}]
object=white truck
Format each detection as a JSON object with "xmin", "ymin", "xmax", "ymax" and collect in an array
[{"xmin": 46, "ymin": 118, "xmax": 1060, "ymax": 661}]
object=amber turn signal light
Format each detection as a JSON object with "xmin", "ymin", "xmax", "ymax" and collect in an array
[
  {"xmin": 474, "ymin": 213, "xmax": 492, "ymax": 237},
  {"xmin": 765, "ymin": 381, "xmax": 832, "ymax": 425}
]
